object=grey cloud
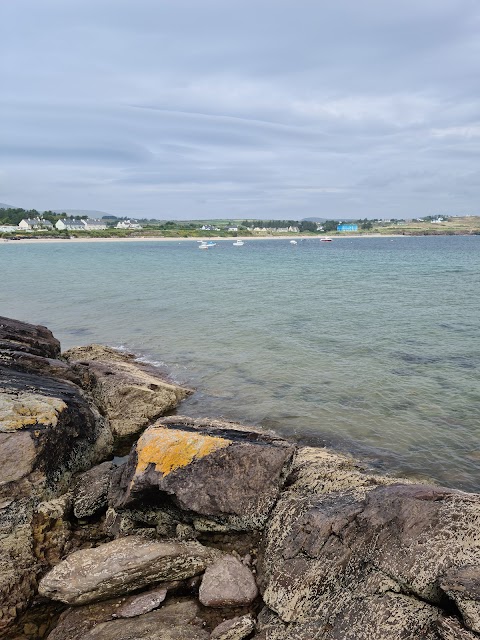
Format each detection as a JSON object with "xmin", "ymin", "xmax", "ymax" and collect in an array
[{"xmin": 1, "ymin": 0, "xmax": 479, "ymax": 217}]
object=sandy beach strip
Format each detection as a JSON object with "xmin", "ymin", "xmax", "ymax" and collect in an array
[{"xmin": 3, "ymin": 233, "xmax": 403, "ymax": 245}]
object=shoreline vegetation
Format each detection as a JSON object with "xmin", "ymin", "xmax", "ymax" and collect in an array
[{"xmin": 1, "ymin": 207, "xmax": 480, "ymax": 242}]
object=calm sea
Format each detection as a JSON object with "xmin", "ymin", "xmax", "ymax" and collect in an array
[{"xmin": 1, "ymin": 236, "xmax": 479, "ymax": 490}]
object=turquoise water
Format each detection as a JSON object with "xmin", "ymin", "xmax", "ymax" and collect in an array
[{"xmin": 1, "ymin": 236, "xmax": 479, "ymax": 490}]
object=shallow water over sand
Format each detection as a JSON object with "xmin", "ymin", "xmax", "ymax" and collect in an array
[{"xmin": 1, "ymin": 235, "xmax": 479, "ymax": 490}]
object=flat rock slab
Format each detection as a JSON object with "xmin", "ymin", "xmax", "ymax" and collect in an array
[
  {"xmin": 47, "ymin": 598, "xmax": 208, "ymax": 640},
  {"xmin": 114, "ymin": 416, "xmax": 295, "ymax": 530},
  {"xmin": 63, "ymin": 345, "xmax": 193, "ymax": 438},
  {"xmin": 199, "ymin": 555, "xmax": 258, "ymax": 608},
  {"xmin": 39, "ymin": 535, "xmax": 220, "ymax": 605},
  {"xmin": 211, "ymin": 614, "xmax": 256, "ymax": 639},
  {"xmin": 112, "ymin": 585, "xmax": 168, "ymax": 618}
]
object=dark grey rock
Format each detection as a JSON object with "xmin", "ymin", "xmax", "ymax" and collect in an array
[
  {"xmin": 73, "ymin": 461, "xmax": 115, "ymax": 519},
  {"xmin": 0, "ymin": 316, "xmax": 60, "ymax": 358}
]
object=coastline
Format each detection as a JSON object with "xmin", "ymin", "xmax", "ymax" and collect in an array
[
  {"xmin": 3, "ymin": 233, "xmax": 414, "ymax": 244},
  {"xmin": 1, "ymin": 316, "xmax": 479, "ymax": 639}
]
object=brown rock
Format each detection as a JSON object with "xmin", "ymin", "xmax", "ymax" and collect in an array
[
  {"xmin": 211, "ymin": 614, "xmax": 256, "ymax": 639},
  {"xmin": 113, "ymin": 416, "xmax": 295, "ymax": 531},
  {"xmin": 258, "ymin": 447, "xmax": 480, "ymax": 639},
  {"xmin": 440, "ymin": 565, "xmax": 480, "ymax": 633},
  {"xmin": 112, "ymin": 585, "xmax": 168, "ymax": 618},
  {"xmin": 63, "ymin": 344, "xmax": 193, "ymax": 438},
  {"xmin": 47, "ymin": 597, "xmax": 208, "ymax": 640},
  {"xmin": 39, "ymin": 535, "xmax": 221, "ymax": 605},
  {"xmin": 199, "ymin": 555, "xmax": 258, "ymax": 608},
  {"xmin": 437, "ymin": 616, "xmax": 480, "ymax": 640}
]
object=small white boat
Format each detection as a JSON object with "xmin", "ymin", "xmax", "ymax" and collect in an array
[
  {"xmin": 320, "ymin": 236, "xmax": 333, "ymax": 242},
  {"xmin": 232, "ymin": 240, "xmax": 244, "ymax": 246},
  {"xmin": 198, "ymin": 241, "xmax": 216, "ymax": 249},
  {"xmin": 290, "ymin": 240, "xmax": 297, "ymax": 245}
]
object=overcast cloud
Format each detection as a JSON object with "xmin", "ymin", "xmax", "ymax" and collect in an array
[{"xmin": 1, "ymin": 0, "xmax": 480, "ymax": 219}]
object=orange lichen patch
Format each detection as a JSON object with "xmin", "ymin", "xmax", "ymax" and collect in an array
[
  {"xmin": 0, "ymin": 393, "xmax": 67, "ymax": 432},
  {"xmin": 134, "ymin": 427, "xmax": 231, "ymax": 477}
]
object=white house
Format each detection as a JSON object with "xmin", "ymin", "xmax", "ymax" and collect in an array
[
  {"xmin": 116, "ymin": 219, "xmax": 143, "ymax": 229},
  {"xmin": 81, "ymin": 219, "xmax": 107, "ymax": 231},
  {"xmin": 201, "ymin": 224, "xmax": 220, "ymax": 231},
  {"xmin": 18, "ymin": 218, "xmax": 54, "ymax": 231},
  {"xmin": 0, "ymin": 225, "xmax": 18, "ymax": 233},
  {"xmin": 55, "ymin": 219, "xmax": 86, "ymax": 231}
]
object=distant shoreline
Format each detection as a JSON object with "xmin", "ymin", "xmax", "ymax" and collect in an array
[{"xmin": 1, "ymin": 233, "xmax": 445, "ymax": 245}]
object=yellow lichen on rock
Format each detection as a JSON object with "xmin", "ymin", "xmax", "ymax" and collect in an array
[
  {"xmin": 135, "ymin": 427, "xmax": 231, "ymax": 477},
  {"xmin": 0, "ymin": 393, "xmax": 67, "ymax": 432}
]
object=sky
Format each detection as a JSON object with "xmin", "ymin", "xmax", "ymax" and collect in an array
[{"xmin": 1, "ymin": 0, "xmax": 480, "ymax": 220}]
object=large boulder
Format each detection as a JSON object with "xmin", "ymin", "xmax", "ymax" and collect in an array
[
  {"xmin": 112, "ymin": 416, "xmax": 295, "ymax": 531},
  {"xmin": 258, "ymin": 447, "xmax": 480, "ymax": 639},
  {"xmin": 63, "ymin": 344, "xmax": 193, "ymax": 439},
  {"xmin": 0, "ymin": 317, "xmax": 113, "ymax": 635},
  {"xmin": 39, "ymin": 535, "xmax": 221, "ymax": 605}
]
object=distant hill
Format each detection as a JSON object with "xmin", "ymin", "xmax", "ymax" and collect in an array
[
  {"xmin": 0, "ymin": 203, "xmax": 15, "ymax": 209},
  {"xmin": 51, "ymin": 209, "xmax": 111, "ymax": 217},
  {"xmin": 302, "ymin": 217, "xmax": 358, "ymax": 222}
]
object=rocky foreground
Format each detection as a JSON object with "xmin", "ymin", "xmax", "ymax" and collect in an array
[{"xmin": 0, "ymin": 316, "xmax": 479, "ymax": 640}]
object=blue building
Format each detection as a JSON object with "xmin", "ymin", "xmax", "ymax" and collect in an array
[{"xmin": 337, "ymin": 223, "xmax": 358, "ymax": 232}]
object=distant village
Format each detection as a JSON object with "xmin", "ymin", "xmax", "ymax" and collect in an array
[
  {"xmin": 0, "ymin": 216, "xmax": 143, "ymax": 234},
  {"xmin": 0, "ymin": 207, "xmax": 476, "ymax": 238}
]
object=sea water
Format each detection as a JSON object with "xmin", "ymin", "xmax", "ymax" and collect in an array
[{"xmin": 1, "ymin": 236, "xmax": 479, "ymax": 490}]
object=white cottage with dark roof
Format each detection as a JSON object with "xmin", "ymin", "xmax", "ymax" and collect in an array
[
  {"xmin": 81, "ymin": 219, "xmax": 107, "ymax": 230},
  {"xmin": 55, "ymin": 219, "xmax": 86, "ymax": 231},
  {"xmin": 18, "ymin": 218, "xmax": 54, "ymax": 230}
]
